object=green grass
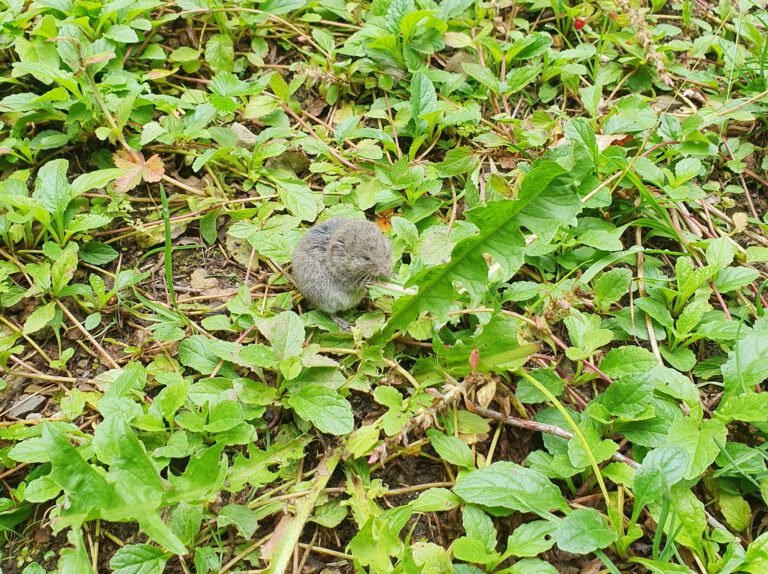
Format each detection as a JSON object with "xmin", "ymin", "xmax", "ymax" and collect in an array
[{"xmin": 1, "ymin": 0, "xmax": 768, "ymax": 572}]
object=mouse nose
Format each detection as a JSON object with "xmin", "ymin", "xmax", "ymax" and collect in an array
[{"xmin": 378, "ymin": 264, "xmax": 390, "ymax": 276}]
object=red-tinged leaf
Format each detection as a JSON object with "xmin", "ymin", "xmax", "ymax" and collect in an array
[
  {"xmin": 469, "ymin": 348, "xmax": 480, "ymax": 374},
  {"xmin": 144, "ymin": 154, "xmax": 165, "ymax": 183},
  {"xmin": 113, "ymin": 150, "xmax": 165, "ymax": 193},
  {"xmin": 84, "ymin": 51, "xmax": 116, "ymax": 66}
]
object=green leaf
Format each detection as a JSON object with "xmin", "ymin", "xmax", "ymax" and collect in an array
[
  {"xmin": 205, "ymin": 34, "xmax": 234, "ymax": 73},
  {"xmin": 435, "ymin": 147, "xmax": 478, "ymax": 178},
  {"xmin": 665, "ymin": 417, "xmax": 728, "ymax": 480},
  {"xmin": 254, "ymin": 310, "xmax": 305, "ymax": 360},
  {"xmin": 33, "ymin": 158, "xmax": 71, "ymax": 214},
  {"xmin": 462, "ymin": 62, "xmax": 500, "ymax": 93},
  {"xmin": 636, "ymin": 297, "xmax": 674, "ymax": 328},
  {"xmin": 109, "ymin": 545, "xmax": 170, "ymax": 574},
  {"xmin": 599, "ymin": 346, "xmax": 658, "ymax": 378},
  {"xmin": 71, "ymin": 168, "xmax": 124, "ymax": 195},
  {"xmin": 716, "ymin": 392, "xmax": 768, "ymax": 423},
  {"xmin": 178, "ymin": 335, "xmax": 238, "ymax": 375},
  {"xmin": 721, "ymin": 318, "xmax": 768, "ymax": 396},
  {"xmin": 276, "ymin": 179, "xmax": 319, "ymax": 222},
  {"xmin": 51, "ymin": 242, "xmax": 79, "ymax": 295},
  {"xmin": 104, "ymin": 25, "xmax": 139, "ymax": 43},
  {"xmin": 410, "ymin": 69, "xmax": 438, "ymax": 132},
  {"xmin": 634, "ymin": 446, "xmax": 689, "ymax": 505},
  {"xmin": 453, "ymin": 461, "xmax": 568, "ymax": 513},
  {"xmin": 23, "ymin": 301, "xmax": 56, "ymax": 334},
  {"xmin": 504, "ymin": 520, "xmax": 558, "ymax": 558},
  {"xmin": 453, "ymin": 536, "xmax": 496, "ymax": 564},
  {"xmin": 719, "ymin": 493, "xmax": 750, "ymax": 532},
  {"xmin": 593, "ymin": 268, "xmax": 631, "ymax": 310},
  {"xmin": 168, "ymin": 444, "xmax": 227, "ymax": 504},
  {"xmin": 705, "ymin": 237, "xmax": 735, "ymax": 270},
  {"xmin": 217, "ymin": 504, "xmax": 259, "ymax": 538},
  {"xmin": 412, "ymin": 488, "xmax": 461, "ymax": 512},
  {"xmin": 714, "ymin": 267, "xmax": 760, "ymax": 293},
  {"xmin": 746, "ymin": 247, "xmax": 768, "ymax": 263},
  {"xmin": 284, "ymin": 384, "xmax": 354, "ymax": 435},
  {"xmin": 516, "ymin": 369, "xmax": 565, "ymax": 404},
  {"xmin": 238, "ymin": 343, "xmax": 278, "ymax": 369},
  {"xmin": 601, "ymin": 372, "xmax": 654, "ymax": 418},
  {"xmin": 742, "ymin": 531, "xmax": 768, "ymax": 573},
  {"xmin": 555, "ymin": 508, "xmax": 616, "ymax": 554},
  {"xmin": 381, "ymin": 161, "xmax": 579, "ymax": 337},
  {"xmin": 427, "ymin": 430, "xmax": 473, "ymax": 467},
  {"xmin": 79, "ymin": 241, "xmax": 118, "ymax": 265},
  {"xmin": 68, "ymin": 214, "xmax": 112, "ymax": 234}
]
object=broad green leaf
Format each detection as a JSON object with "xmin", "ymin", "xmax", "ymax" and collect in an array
[
  {"xmin": 435, "ymin": 147, "xmax": 478, "ymax": 177},
  {"xmin": 634, "ymin": 446, "xmax": 689, "ymax": 505},
  {"xmin": 410, "ymin": 70, "xmax": 438, "ymax": 133},
  {"xmin": 721, "ymin": 317, "xmax": 768, "ymax": 397},
  {"xmin": 23, "ymin": 301, "xmax": 55, "ymax": 335},
  {"xmin": 504, "ymin": 520, "xmax": 558, "ymax": 558},
  {"xmin": 109, "ymin": 544, "xmax": 170, "ymax": 574},
  {"xmin": 412, "ymin": 488, "xmax": 461, "ymax": 512},
  {"xmin": 205, "ymin": 34, "xmax": 234, "ymax": 73},
  {"xmin": 33, "ymin": 159, "xmax": 71, "ymax": 214},
  {"xmin": 555, "ymin": 508, "xmax": 616, "ymax": 554},
  {"xmin": 715, "ymin": 392, "xmax": 768, "ymax": 423},
  {"xmin": 51, "ymin": 242, "xmax": 78, "ymax": 295},
  {"xmin": 217, "ymin": 504, "xmax": 259, "ymax": 538},
  {"xmin": 254, "ymin": 310, "xmax": 305, "ymax": 360},
  {"xmin": 599, "ymin": 346, "xmax": 657, "ymax": 378},
  {"xmin": 71, "ymin": 168, "xmax": 124, "ymax": 195},
  {"xmin": 453, "ymin": 461, "xmax": 568, "ymax": 513},
  {"xmin": 593, "ymin": 268, "xmax": 632, "ymax": 310},
  {"xmin": 427, "ymin": 430, "xmax": 473, "ymax": 467},
  {"xmin": 742, "ymin": 531, "xmax": 768, "ymax": 573},
  {"xmin": 714, "ymin": 267, "xmax": 760, "ymax": 293},
  {"xmin": 284, "ymin": 384, "xmax": 353, "ymax": 435},
  {"xmin": 666, "ymin": 417, "xmax": 728, "ymax": 480}
]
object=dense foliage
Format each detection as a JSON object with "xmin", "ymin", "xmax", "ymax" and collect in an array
[{"xmin": 1, "ymin": 0, "xmax": 768, "ymax": 572}]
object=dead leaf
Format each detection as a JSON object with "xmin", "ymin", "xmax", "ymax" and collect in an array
[
  {"xmin": 190, "ymin": 268, "xmax": 219, "ymax": 290},
  {"xmin": 113, "ymin": 150, "xmax": 165, "ymax": 193},
  {"xmin": 732, "ymin": 211, "xmax": 748, "ymax": 234},
  {"xmin": 375, "ymin": 209, "xmax": 393, "ymax": 232},
  {"xmin": 596, "ymin": 133, "xmax": 631, "ymax": 151}
]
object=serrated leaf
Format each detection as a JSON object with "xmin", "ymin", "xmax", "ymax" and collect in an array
[{"xmin": 113, "ymin": 150, "xmax": 165, "ymax": 193}]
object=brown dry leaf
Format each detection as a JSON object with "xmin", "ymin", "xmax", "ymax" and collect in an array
[
  {"xmin": 113, "ymin": 150, "xmax": 165, "ymax": 193},
  {"xmin": 375, "ymin": 209, "xmax": 394, "ymax": 232},
  {"xmin": 190, "ymin": 268, "xmax": 219, "ymax": 290},
  {"xmin": 596, "ymin": 133, "xmax": 631, "ymax": 151},
  {"xmin": 476, "ymin": 378, "xmax": 497, "ymax": 409}
]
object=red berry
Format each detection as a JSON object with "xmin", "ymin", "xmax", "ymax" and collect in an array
[{"xmin": 574, "ymin": 17, "xmax": 586, "ymax": 29}]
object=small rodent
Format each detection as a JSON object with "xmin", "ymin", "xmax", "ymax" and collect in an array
[{"xmin": 292, "ymin": 217, "xmax": 392, "ymax": 315}]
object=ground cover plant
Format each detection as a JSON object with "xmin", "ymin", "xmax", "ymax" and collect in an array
[{"xmin": 0, "ymin": 0, "xmax": 768, "ymax": 572}]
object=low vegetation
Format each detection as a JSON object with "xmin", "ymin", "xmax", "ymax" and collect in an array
[{"xmin": 1, "ymin": 0, "xmax": 768, "ymax": 572}]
